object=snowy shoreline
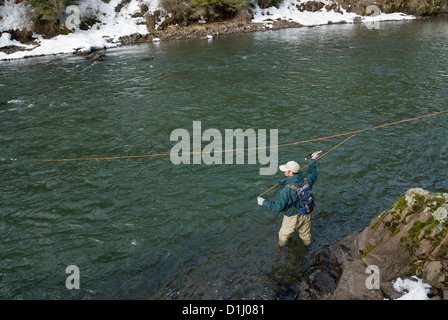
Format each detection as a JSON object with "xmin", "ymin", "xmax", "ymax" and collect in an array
[{"xmin": 0, "ymin": 0, "xmax": 416, "ymax": 61}]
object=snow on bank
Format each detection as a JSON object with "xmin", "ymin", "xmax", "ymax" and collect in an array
[
  {"xmin": 392, "ymin": 276, "xmax": 431, "ymax": 300},
  {"xmin": 252, "ymin": 0, "xmax": 415, "ymax": 27},
  {"xmin": 0, "ymin": 0, "xmax": 33, "ymax": 31},
  {"xmin": 1, "ymin": 0, "xmax": 415, "ymax": 61},
  {"xmin": 0, "ymin": 0, "xmax": 156, "ymax": 60},
  {"xmin": 0, "ymin": 32, "xmax": 35, "ymax": 50}
]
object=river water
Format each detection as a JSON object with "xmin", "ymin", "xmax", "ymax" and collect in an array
[{"xmin": 1, "ymin": 18, "xmax": 447, "ymax": 300}]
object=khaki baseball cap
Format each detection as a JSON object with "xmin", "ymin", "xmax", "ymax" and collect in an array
[{"xmin": 279, "ymin": 161, "xmax": 300, "ymax": 173}]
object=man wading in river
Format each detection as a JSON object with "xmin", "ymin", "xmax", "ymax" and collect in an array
[{"xmin": 257, "ymin": 151, "xmax": 320, "ymax": 247}]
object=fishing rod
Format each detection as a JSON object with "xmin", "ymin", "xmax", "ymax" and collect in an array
[
  {"xmin": 257, "ymin": 135, "xmax": 356, "ymax": 198},
  {"xmin": 255, "ymin": 94, "xmax": 448, "ymax": 198},
  {"xmin": 305, "ymin": 150, "xmax": 322, "ymax": 161}
]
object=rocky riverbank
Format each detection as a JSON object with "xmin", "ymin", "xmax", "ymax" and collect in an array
[
  {"xmin": 0, "ymin": 1, "xmax": 421, "ymax": 60},
  {"xmin": 3, "ymin": 0, "xmax": 448, "ymax": 60},
  {"xmin": 117, "ymin": 0, "xmax": 448, "ymax": 46},
  {"xmin": 293, "ymin": 188, "xmax": 448, "ymax": 300},
  {"xmin": 118, "ymin": 14, "xmax": 302, "ymax": 45}
]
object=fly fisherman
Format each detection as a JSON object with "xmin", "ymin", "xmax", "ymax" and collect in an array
[{"xmin": 257, "ymin": 151, "xmax": 320, "ymax": 247}]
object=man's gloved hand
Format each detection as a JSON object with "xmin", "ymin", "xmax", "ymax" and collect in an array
[
  {"xmin": 311, "ymin": 150, "xmax": 322, "ymax": 160},
  {"xmin": 257, "ymin": 197, "xmax": 265, "ymax": 206}
]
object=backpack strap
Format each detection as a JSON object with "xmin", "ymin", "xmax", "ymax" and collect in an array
[
  {"xmin": 285, "ymin": 178, "xmax": 309, "ymax": 192},
  {"xmin": 285, "ymin": 184, "xmax": 299, "ymax": 191}
]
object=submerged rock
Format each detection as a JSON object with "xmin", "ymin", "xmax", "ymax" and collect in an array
[
  {"xmin": 295, "ymin": 188, "xmax": 448, "ymax": 300},
  {"xmin": 86, "ymin": 52, "xmax": 105, "ymax": 62}
]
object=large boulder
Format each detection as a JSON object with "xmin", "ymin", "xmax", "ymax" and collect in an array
[
  {"xmin": 295, "ymin": 188, "xmax": 448, "ymax": 300},
  {"xmin": 358, "ymin": 188, "xmax": 448, "ymax": 281}
]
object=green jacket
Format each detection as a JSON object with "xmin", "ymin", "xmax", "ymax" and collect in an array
[{"xmin": 263, "ymin": 162, "xmax": 318, "ymax": 217}]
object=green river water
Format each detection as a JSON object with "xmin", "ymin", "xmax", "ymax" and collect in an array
[{"xmin": 1, "ymin": 18, "xmax": 447, "ymax": 299}]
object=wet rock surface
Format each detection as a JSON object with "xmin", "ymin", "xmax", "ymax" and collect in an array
[{"xmin": 293, "ymin": 188, "xmax": 448, "ymax": 300}]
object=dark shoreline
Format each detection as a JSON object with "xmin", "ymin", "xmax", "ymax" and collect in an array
[
  {"xmin": 118, "ymin": 19, "xmax": 304, "ymax": 46},
  {"xmin": 117, "ymin": 13, "xmax": 448, "ymax": 47},
  {"xmin": 118, "ymin": 15, "xmax": 422, "ymax": 46}
]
